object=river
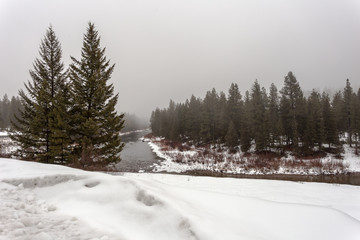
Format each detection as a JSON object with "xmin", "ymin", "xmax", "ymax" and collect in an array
[{"xmin": 115, "ymin": 130, "xmax": 161, "ymax": 172}]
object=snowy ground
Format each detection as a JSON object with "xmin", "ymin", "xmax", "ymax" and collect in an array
[
  {"xmin": 1, "ymin": 158, "xmax": 360, "ymax": 240},
  {"xmin": 143, "ymin": 137, "xmax": 360, "ymax": 174}
]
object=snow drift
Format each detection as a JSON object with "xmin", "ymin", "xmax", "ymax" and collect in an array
[{"xmin": 1, "ymin": 158, "xmax": 360, "ymax": 240}]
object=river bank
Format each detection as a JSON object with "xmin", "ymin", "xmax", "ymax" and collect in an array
[{"xmin": 141, "ymin": 135, "xmax": 360, "ymax": 185}]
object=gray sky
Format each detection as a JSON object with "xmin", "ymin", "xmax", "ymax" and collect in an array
[{"xmin": 1, "ymin": 0, "xmax": 359, "ymax": 119}]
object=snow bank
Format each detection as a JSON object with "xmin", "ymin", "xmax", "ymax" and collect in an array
[
  {"xmin": 1, "ymin": 158, "xmax": 360, "ymax": 240},
  {"xmin": 145, "ymin": 138, "xmax": 360, "ymax": 174},
  {"xmin": 343, "ymin": 145, "xmax": 360, "ymax": 172}
]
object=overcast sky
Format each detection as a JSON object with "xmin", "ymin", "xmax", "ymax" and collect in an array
[{"xmin": 0, "ymin": 0, "xmax": 359, "ymax": 119}]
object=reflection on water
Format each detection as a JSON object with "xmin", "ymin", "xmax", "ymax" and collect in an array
[{"xmin": 116, "ymin": 130, "xmax": 161, "ymax": 172}]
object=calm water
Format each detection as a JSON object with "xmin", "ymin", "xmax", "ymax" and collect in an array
[{"xmin": 116, "ymin": 130, "xmax": 161, "ymax": 172}]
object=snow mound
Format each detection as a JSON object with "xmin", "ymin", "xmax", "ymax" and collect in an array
[
  {"xmin": 3, "ymin": 174, "xmax": 84, "ymax": 188},
  {"xmin": 34, "ymin": 174, "xmax": 200, "ymax": 240},
  {"xmin": 0, "ymin": 181, "xmax": 116, "ymax": 240}
]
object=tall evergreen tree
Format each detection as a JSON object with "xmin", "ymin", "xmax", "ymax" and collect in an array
[
  {"xmin": 11, "ymin": 26, "xmax": 69, "ymax": 163},
  {"xmin": 280, "ymin": 72, "xmax": 303, "ymax": 150},
  {"xmin": 201, "ymin": 88, "xmax": 218, "ymax": 143},
  {"xmin": 216, "ymin": 92, "xmax": 229, "ymax": 142},
  {"xmin": 321, "ymin": 92, "xmax": 338, "ymax": 148},
  {"xmin": 69, "ymin": 23, "xmax": 124, "ymax": 166},
  {"xmin": 343, "ymin": 79, "xmax": 354, "ymax": 146},
  {"xmin": 250, "ymin": 80, "xmax": 267, "ymax": 152},
  {"xmin": 240, "ymin": 91, "xmax": 252, "ymax": 152},
  {"xmin": 185, "ymin": 95, "xmax": 202, "ymax": 141},
  {"xmin": 304, "ymin": 90, "xmax": 324, "ymax": 151},
  {"xmin": 225, "ymin": 121, "xmax": 238, "ymax": 153},
  {"xmin": 150, "ymin": 108, "xmax": 162, "ymax": 136},
  {"xmin": 332, "ymin": 91, "xmax": 345, "ymax": 135},
  {"xmin": 1, "ymin": 95, "xmax": 10, "ymax": 128},
  {"xmin": 268, "ymin": 83, "xmax": 281, "ymax": 148},
  {"xmin": 352, "ymin": 88, "xmax": 360, "ymax": 154},
  {"xmin": 227, "ymin": 83, "xmax": 242, "ymax": 134}
]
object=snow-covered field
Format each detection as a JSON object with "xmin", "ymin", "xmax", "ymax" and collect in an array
[
  {"xmin": 1, "ymin": 158, "xmax": 360, "ymax": 240},
  {"xmin": 144, "ymin": 137, "xmax": 360, "ymax": 174}
]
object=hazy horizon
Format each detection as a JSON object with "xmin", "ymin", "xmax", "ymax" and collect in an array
[{"xmin": 1, "ymin": 0, "xmax": 359, "ymax": 119}]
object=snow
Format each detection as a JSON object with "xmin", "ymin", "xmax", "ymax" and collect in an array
[
  {"xmin": 1, "ymin": 158, "xmax": 360, "ymax": 240},
  {"xmin": 343, "ymin": 145, "xmax": 360, "ymax": 172},
  {"xmin": 0, "ymin": 131, "xmax": 8, "ymax": 137},
  {"xmin": 144, "ymin": 137, "xmax": 360, "ymax": 174},
  {"xmin": 119, "ymin": 129, "xmax": 147, "ymax": 136}
]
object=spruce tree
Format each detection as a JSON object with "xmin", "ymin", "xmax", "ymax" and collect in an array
[
  {"xmin": 69, "ymin": 23, "xmax": 124, "ymax": 166},
  {"xmin": 11, "ymin": 26, "xmax": 69, "ymax": 163}
]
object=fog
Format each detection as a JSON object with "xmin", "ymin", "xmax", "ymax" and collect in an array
[{"xmin": 0, "ymin": 0, "xmax": 359, "ymax": 119}]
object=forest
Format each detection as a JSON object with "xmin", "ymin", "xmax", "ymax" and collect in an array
[
  {"xmin": 150, "ymin": 72, "xmax": 360, "ymax": 156},
  {"xmin": 121, "ymin": 113, "xmax": 149, "ymax": 133},
  {"xmin": 0, "ymin": 95, "xmax": 22, "ymax": 129}
]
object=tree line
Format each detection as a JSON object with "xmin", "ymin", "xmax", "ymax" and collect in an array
[
  {"xmin": 150, "ymin": 72, "xmax": 360, "ymax": 155},
  {"xmin": 121, "ymin": 113, "xmax": 149, "ymax": 133},
  {"xmin": 10, "ymin": 23, "xmax": 124, "ymax": 167},
  {"xmin": 0, "ymin": 95, "xmax": 23, "ymax": 129}
]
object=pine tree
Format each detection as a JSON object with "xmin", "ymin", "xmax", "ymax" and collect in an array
[
  {"xmin": 49, "ymin": 83, "xmax": 72, "ymax": 163},
  {"xmin": 1, "ymin": 95, "xmax": 10, "ymax": 128},
  {"xmin": 216, "ymin": 92, "xmax": 229, "ymax": 142},
  {"xmin": 225, "ymin": 121, "xmax": 238, "ymax": 153},
  {"xmin": 322, "ymin": 92, "xmax": 338, "ymax": 148},
  {"xmin": 227, "ymin": 83, "xmax": 242, "ymax": 135},
  {"xmin": 201, "ymin": 88, "xmax": 218, "ymax": 143},
  {"xmin": 69, "ymin": 23, "xmax": 124, "ymax": 166},
  {"xmin": 268, "ymin": 83, "xmax": 281, "ymax": 148},
  {"xmin": 240, "ymin": 91, "xmax": 252, "ymax": 153},
  {"xmin": 185, "ymin": 95, "xmax": 202, "ymax": 141},
  {"xmin": 150, "ymin": 108, "xmax": 162, "ymax": 136},
  {"xmin": 250, "ymin": 80, "xmax": 267, "ymax": 152},
  {"xmin": 280, "ymin": 72, "xmax": 303, "ymax": 150},
  {"xmin": 343, "ymin": 79, "xmax": 353, "ymax": 146},
  {"xmin": 352, "ymin": 88, "xmax": 360, "ymax": 154},
  {"xmin": 11, "ymin": 26, "xmax": 68, "ymax": 163},
  {"xmin": 304, "ymin": 90, "xmax": 324, "ymax": 151},
  {"xmin": 332, "ymin": 91, "xmax": 345, "ymax": 135}
]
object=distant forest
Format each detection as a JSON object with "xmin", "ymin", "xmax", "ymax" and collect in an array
[
  {"xmin": 0, "ymin": 96, "xmax": 148, "ymax": 133},
  {"xmin": 0, "ymin": 98, "xmax": 148, "ymax": 133},
  {"xmin": 122, "ymin": 113, "xmax": 149, "ymax": 133},
  {"xmin": 0, "ymin": 95, "xmax": 23, "ymax": 129},
  {"xmin": 150, "ymin": 72, "xmax": 360, "ymax": 156}
]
